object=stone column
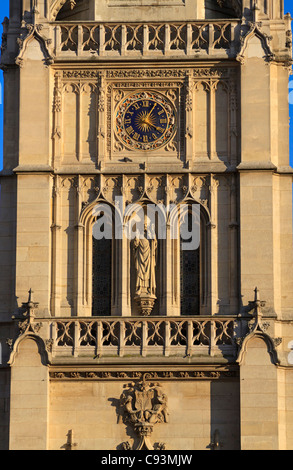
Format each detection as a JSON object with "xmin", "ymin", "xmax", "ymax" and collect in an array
[
  {"xmin": 185, "ymin": 71, "xmax": 193, "ymax": 165},
  {"xmin": 209, "ymin": 175, "xmax": 219, "ymax": 315},
  {"xmin": 74, "ymin": 175, "xmax": 85, "ymax": 316},
  {"xmin": 209, "ymin": 81, "xmax": 217, "ymax": 160},
  {"xmin": 229, "ymin": 174, "xmax": 239, "ymax": 313},
  {"xmin": 97, "ymin": 72, "xmax": 106, "ymax": 169},
  {"xmin": 50, "ymin": 176, "xmax": 62, "ymax": 316}
]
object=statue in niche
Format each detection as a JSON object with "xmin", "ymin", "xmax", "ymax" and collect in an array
[{"xmin": 132, "ymin": 223, "xmax": 157, "ymax": 315}]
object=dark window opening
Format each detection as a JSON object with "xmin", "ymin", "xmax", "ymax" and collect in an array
[
  {"xmin": 92, "ymin": 236, "xmax": 111, "ymax": 316},
  {"xmin": 180, "ymin": 210, "xmax": 200, "ymax": 315}
]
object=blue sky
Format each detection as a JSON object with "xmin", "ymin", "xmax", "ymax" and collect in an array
[
  {"xmin": 0, "ymin": 0, "xmax": 292, "ymax": 169},
  {"xmin": 285, "ymin": 0, "xmax": 293, "ymax": 167},
  {"xmin": 0, "ymin": 0, "xmax": 9, "ymax": 170}
]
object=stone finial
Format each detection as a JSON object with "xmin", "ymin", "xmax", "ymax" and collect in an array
[
  {"xmin": 21, "ymin": 288, "xmax": 39, "ymax": 318},
  {"xmin": 248, "ymin": 287, "xmax": 266, "ymax": 322}
]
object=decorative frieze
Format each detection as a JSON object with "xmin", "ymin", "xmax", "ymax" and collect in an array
[
  {"xmin": 105, "ymin": 67, "xmax": 231, "ymax": 79},
  {"xmin": 62, "ymin": 70, "xmax": 100, "ymax": 79},
  {"xmin": 60, "ymin": 173, "xmax": 227, "ymax": 207},
  {"xmin": 49, "ymin": 369, "xmax": 239, "ymax": 381}
]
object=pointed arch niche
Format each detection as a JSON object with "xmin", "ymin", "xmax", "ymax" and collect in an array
[
  {"xmin": 124, "ymin": 201, "xmax": 165, "ymax": 317},
  {"xmin": 167, "ymin": 201, "xmax": 210, "ymax": 317},
  {"xmin": 79, "ymin": 199, "xmax": 120, "ymax": 317},
  {"xmin": 179, "ymin": 204, "xmax": 204, "ymax": 316}
]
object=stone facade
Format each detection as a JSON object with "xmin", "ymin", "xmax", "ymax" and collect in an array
[{"xmin": 0, "ymin": 0, "xmax": 293, "ymax": 450}]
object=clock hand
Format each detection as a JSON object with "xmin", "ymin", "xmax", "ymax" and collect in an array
[
  {"xmin": 142, "ymin": 119, "xmax": 163, "ymax": 132},
  {"xmin": 146, "ymin": 104, "xmax": 156, "ymax": 120},
  {"xmin": 150, "ymin": 124, "xmax": 162, "ymax": 132}
]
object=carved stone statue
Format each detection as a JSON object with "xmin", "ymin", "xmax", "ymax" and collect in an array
[{"xmin": 132, "ymin": 224, "xmax": 157, "ymax": 315}]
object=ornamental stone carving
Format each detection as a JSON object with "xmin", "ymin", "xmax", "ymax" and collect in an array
[
  {"xmin": 16, "ymin": 23, "xmax": 54, "ymax": 67},
  {"xmin": 236, "ymin": 288, "xmax": 282, "ymax": 366},
  {"xmin": 119, "ymin": 380, "xmax": 168, "ymax": 450},
  {"xmin": 236, "ymin": 22, "xmax": 275, "ymax": 65}
]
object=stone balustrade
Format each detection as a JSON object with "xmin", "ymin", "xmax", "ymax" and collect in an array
[
  {"xmin": 52, "ymin": 20, "xmax": 240, "ymax": 60},
  {"xmin": 45, "ymin": 316, "xmax": 237, "ymax": 358}
]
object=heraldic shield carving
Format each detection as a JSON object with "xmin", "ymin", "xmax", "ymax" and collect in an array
[{"xmin": 119, "ymin": 379, "xmax": 169, "ymax": 450}]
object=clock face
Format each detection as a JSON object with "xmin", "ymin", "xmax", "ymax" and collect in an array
[{"xmin": 115, "ymin": 91, "xmax": 176, "ymax": 151}]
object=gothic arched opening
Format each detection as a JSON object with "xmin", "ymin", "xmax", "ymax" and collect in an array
[
  {"xmin": 180, "ymin": 239, "xmax": 200, "ymax": 315},
  {"xmin": 205, "ymin": 0, "xmax": 242, "ymax": 19},
  {"xmin": 179, "ymin": 203, "xmax": 208, "ymax": 316},
  {"xmin": 92, "ymin": 236, "xmax": 112, "ymax": 316},
  {"xmin": 91, "ymin": 206, "xmax": 114, "ymax": 316},
  {"xmin": 55, "ymin": 0, "xmax": 91, "ymax": 21}
]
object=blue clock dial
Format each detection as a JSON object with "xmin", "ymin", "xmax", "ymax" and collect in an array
[
  {"xmin": 115, "ymin": 91, "xmax": 176, "ymax": 151},
  {"xmin": 124, "ymin": 100, "xmax": 168, "ymax": 145}
]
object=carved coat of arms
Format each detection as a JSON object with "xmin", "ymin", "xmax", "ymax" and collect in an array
[{"xmin": 119, "ymin": 380, "xmax": 168, "ymax": 450}]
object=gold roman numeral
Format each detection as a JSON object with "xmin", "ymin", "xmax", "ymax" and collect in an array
[{"xmin": 126, "ymin": 126, "xmax": 134, "ymax": 135}]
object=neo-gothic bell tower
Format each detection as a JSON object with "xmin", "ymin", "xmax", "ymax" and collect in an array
[{"xmin": 0, "ymin": 0, "xmax": 293, "ymax": 451}]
